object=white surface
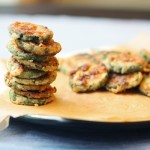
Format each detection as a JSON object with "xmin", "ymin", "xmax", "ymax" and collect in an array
[{"xmin": 1, "ymin": 15, "xmax": 150, "ymax": 58}]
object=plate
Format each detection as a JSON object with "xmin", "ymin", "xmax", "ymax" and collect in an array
[
  {"xmin": 2, "ymin": 47, "xmax": 150, "ymax": 131},
  {"xmin": 17, "ymin": 115, "xmax": 150, "ymax": 131}
]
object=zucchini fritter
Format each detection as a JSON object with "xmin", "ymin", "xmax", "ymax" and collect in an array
[
  {"xmin": 107, "ymin": 52, "xmax": 145, "ymax": 74},
  {"xmin": 16, "ymin": 39, "xmax": 61, "ymax": 56},
  {"xmin": 7, "ymin": 57, "xmax": 46, "ymax": 78},
  {"xmin": 7, "ymin": 40, "xmax": 51, "ymax": 62},
  {"xmin": 14, "ymin": 86, "xmax": 56, "ymax": 99},
  {"xmin": 92, "ymin": 50, "xmax": 120, "ymax": 66},
  {"xmin": 58, "ymin": 53, "xmax": 96, "ymax": 75},
  {"xmin": 5, "ymin": 71, "xmax": 57, "ymax": 86},
  {"xmin": 18, "ymin": 69, "xmax": 46, "ymax": 79},
  {"xmin": 106, "ymin": 72, "xmax": 143, "ymax": 93},
  {"xmin": 139, "ymin": 75, "xmax": 150, "ymax": 96},
  {"xmin": 16, "ymin": 56, "xmax": 59, "ymax": 72},
  {"xmin": 69, "ymin": 64, "xmax": 108, "ymax": 92},
  {"xmin": 9, "ymin": 22, "xmax": 53, "ymax": 43},
  {"xmin": 9, "ymin": 89, "xmax": 54, "ymax": 106},
  {"xmin": 5, "ymin": 75, "xmax": 51, "ymax": 92},
  {"xmin": 140, "ymin": 49, "xmax": 150, "ymax": 63}
]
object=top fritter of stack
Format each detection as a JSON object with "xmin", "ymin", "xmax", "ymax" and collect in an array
[{"xmin": 8, "ymin": 21, "xmax": 61, "ymax": 60}]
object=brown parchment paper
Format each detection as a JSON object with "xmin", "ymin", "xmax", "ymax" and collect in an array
[
  {"xmin": 0, "ymin": 33, "xmax": 150, "ymax": 123},
  {"xmin": 1, "ymin": 72, "xmax": 150, "ymax": 122}
]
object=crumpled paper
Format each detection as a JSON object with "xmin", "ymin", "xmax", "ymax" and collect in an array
[{"xmin": 0, "ymin": 115, "xmax": 10, "ymax": 131}]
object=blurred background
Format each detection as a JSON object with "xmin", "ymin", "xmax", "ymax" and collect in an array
[
  {"xmin": 1, "ymin": 0, "xmax": 150, "ymax": 59},
  {"xmin": 0, "ymin": 0, "xmax": 150, "ymax": 19}
]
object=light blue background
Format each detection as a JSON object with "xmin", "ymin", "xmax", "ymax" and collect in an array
[{"xmin": 1, "ymin": 15, "xmax": 150, "ymax": 58}]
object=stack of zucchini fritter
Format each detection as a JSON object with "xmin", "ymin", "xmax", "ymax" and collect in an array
[
  {"xmin": 5, "ymin": 22, "xmax": 61, "ymax": 106},
  {"xmin": 59, "ymin": 50, "xmax": 150, "ymax": 95}
]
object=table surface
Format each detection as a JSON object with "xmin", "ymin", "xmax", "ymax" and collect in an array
[
  {"xmin": 1, "ymin": 15, "xmax": 150, "ymax": 150},
  {"xmin": 1, "ymin": 118, "xmax": 150, "ymax": 150}
]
